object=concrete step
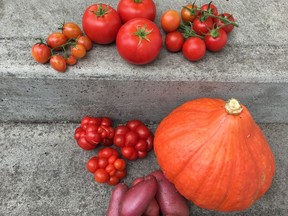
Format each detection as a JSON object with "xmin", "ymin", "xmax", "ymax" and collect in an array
[
  {"xmin": 0, "ymin": 122, "xmax": 287, "ymax": 215},
  {"xmin": 0, "ymin": 0, "xmax": 288, "ymax": 123}
]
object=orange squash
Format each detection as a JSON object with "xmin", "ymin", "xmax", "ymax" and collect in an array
[{"xmin": 154, "ymin": 98, "xmax": 275, "ymax": 212}]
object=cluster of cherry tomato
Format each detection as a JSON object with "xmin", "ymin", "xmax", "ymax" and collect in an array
[
  {"xmin": 161, "ymin": 1, "xmax": 238, "ymax": 61},
  {"xmin": 31, "ymin": 22, "xmax": 92, "ymax": 72},
  {"xmin": 87, "ymin": 147, "xmax": 127, "ymax": 185},
  {"xmin": 74, "ymin": 116, "xmax": 154, "ymax": 185}
]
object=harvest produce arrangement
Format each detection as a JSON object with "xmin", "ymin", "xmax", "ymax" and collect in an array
[
  {"xmin": 31, "ymin": 0, "xmax": 238, "ymax": 70},
  {"xmin": 30, "ymin": 0, "xmax": 276, "ymax": 215}
]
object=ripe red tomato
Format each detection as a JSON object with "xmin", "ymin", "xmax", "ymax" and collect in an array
[
  {"xmin": 31, "ymin": 43, "xmax": 51, "ymax": 64},
  {"xmin": 61, "ymin": 22, "xmax": 82, "ymax": 39},
  {"xmin": 86, "ymin": 157, "xmax": 99, "ymax": 173},
  {"xmin": 49, "ymin": 55, "xmax": 67, "ymax": 72},
  {"xmin": 181, "ymin": 4, "xmax": 200, "ymax": 23},
  {"xmin": 193, "ymin": 17, "xmax": 214, "ymax": 35},
  {"xmin": 77, "ymin": 36, "xmax": 93, "ymax": 51},
  {"xmin": 66, "ymin": 55, "xmax": 77, "ymax": 66},
  {"xmin": 94, "ymin": 169, "xmax": 110, "ymax": 183},
  {"xmin": 214, "ymin": 13, "xmax": 235, "ymax": 34},
  {"xmin": 71, "ymin": 44, "xmax": 86, "ymax": 59},
  {"xmin": 201, "ymin": 3, "xmax": 218, "ymax": 16},
  {"xmin": 204, "ymin": 29, "xmax": 227, "ymax": 52},
  {"xmin": 82, "ymin": 3, "xmax": 122, "ymax": 44},
  {"xmin": 165, "ymin": 31, "xmax": 185, "ymax": 52},
  {"xmin": 182, "ymin": 37, "xmax": 206, "ymax": 62},
  {"xmin": 47, "ymin": 32, "xmax": 67, "ymax": 50},
  {"xmin": 107, "ymin": 176, "xmax": 120, "ymax": 185},
  {"xmin": 161, "ymin": 10, "xmax": 181, "ymax": 33},
  {"xmin": 116, "ymin": 18, "xmax": 162, "ymax": 65},
  {"xmin": 113, "ymin": 159, "xmax": 126, "ymax": 171},
  {"xmin": 117, "ymin": 0, "xmax": 156, "ymax": 23}
]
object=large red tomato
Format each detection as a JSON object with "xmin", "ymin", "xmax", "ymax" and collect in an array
[
  {"xmin": 82, "ymin": 3, "xmax": 122, "ymax": 44},
  {"xmin": 117, "ymin": 0, "xmax": 156, "ymax": 23},
  {"xmin": 116, "ymin": 18, "xmax": 162, "ymax": 65}
]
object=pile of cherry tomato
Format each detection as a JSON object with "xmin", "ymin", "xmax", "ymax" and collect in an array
[
  {"xmin": 31, "ymin": 22, "xmax": 92, "ymax": 72},
  {"xmin": 74, "ymin": 116, "xmax": 154, "ymax": 185},
  {"xmin": 161, "ymin": 1, "xmax": 238, "ymax": 61}
]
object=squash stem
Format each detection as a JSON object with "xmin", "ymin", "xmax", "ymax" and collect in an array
[{"xmin": 225, "ymin": 98, "xmax": 243, "ymax": 115}]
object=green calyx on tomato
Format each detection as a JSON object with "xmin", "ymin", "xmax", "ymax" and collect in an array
[
  {"xmin": 90, "ymin": 4, "xmax": 111, "ymax": 17},
  {"xmin": 209, "ymin": 28, "xmax": 220, "ymax": 38},
  {"xmin": 133, "ymin": 25, "xmax": 153, "ymax": 45},
  {"xmin": 134, "ymin": 0, "xmax": 142, "ymax": 3}
]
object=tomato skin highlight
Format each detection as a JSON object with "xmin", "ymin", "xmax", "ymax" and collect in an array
[
  {"xmin": 161, "ymin": 10, "xmax": 181, "ymax": 33},
  {"xmin": 165, "ymin": 31, "xmax": 185, "ymax": 52},
  {"xmin": 71, "ymin": 44, "xmax": 86, "ymax": 59},
  {"xmin": 193, "ymin": 17, "xmax": 214, "ymax": 36},
  {"xmin": 77, "ymin": 36, "xmax": 93, "ymax": 51},
  {"xmin": 82, "ymin": 3, "xmax": 122, "ymax": 44},
  {"xmin": 116, "ymin": 18, "xmax": 162, "ymax": 65},
  {"xmin": 117, "ymin": 0, "xmax": 156, "ymax": 23},
  {"xmin": 31, "ymin": 43, "xmax": 51, "ymax": 64},
  {"xmin": 182, "ymin": 37, "xmax": 206, "ymax": 62},
  {"xmin": 204, "ymin": 29, "xmax": 228, "ymax": 52},
  {"xmin": 181, "ymin": 4, "xmax": 200, "ymax": 23}
]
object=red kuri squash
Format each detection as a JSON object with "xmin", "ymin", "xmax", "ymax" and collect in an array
[{"xmin": 154, "ymin": 98, "xmax": 275, "ymax": 212}]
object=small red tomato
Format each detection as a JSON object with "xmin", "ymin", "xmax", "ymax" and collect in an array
[
  {"xmin": 71, "ymin": 44, "xmax": 86, "ymax": 59},
  {"xmin": 115, "ymin": 170, "xmax": 126, "ymax": 179},
  {"xmin": 66, "ymin": 55, "xmax": 77, "ymax": 66},
  {"xmin": 98, "ymin": 157, "xmax": 108, "ymax": 169},
  {"xmin": 86, "ymin": 157, "xmax": 99, "ymax": 173},
  {"xmin": 121, "ymin": 146, "xmax": 138, "ymax": 160},
  {"xmin": 113, "ymin": 158, "xmax": 126, "ymax": 171},
  {"xmin": 181, "ymin": 4, "xmax": 200, "ymax": 23},
  {"xmin": 214, "ymin": 13, "xmax": 235, "ymax": 34},
  {"xmin": 98, "ymin": 147, "xmax": 119, "ymax": 158},
  {"xmin": 204, "ymin": 29, "xmax": 228, "ymax": 52},
  {"xmin": 94, "ymin": 169, "xmax": 110, "ymax": 183},
  {"xmin": 77, "ymin": 36, "xmax": 93, "ymax": 51},
  {"xmin": 31, "ymin": 43, "xmax": 51, "ymax": 64},
  {"xmin": 182, "ymin": 37, "xmax": 206, "ymax": 62},
  {"xmin": 107, "ymin": 176, "xmax": 120, "ymax": 186},
  {"xmin": 49, "ymin": 55, "xmax": 67, "ymax": 72},
  {"xmin": 61, "ymin": 22, "xmax": 82, "ymax": 39},
  {"xmin": 165, "ymin": 31, "xmax": 185, "ymax": 52},
  {"xmin": 193, "ymin": 17, "xmax": 214, "ymax": 36},
  {"xmin": 161, "ymin": 10, "xmax": 181, "ymax": 33},
  {"xmin": 47, "ymin": 32, "xmax": 67, "ymax": 50},
  {"xmin": 201, "ymin": 3, "xmax": 218, "ymax": 16}
]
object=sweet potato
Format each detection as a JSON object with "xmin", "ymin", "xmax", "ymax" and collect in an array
[
  {"xmin": 120, "ymin": 175, "xmax": 158, "ymax": 216},
  {"xmin": 151, "ymin": 170, "xmax": 190, "ymax": 216},
  {"xmin": 143, "ymin": 198, "xmax": 160, "ymax": 216},
  {"xmin": 106, "ymin": 183, "xmax": 129, "ymax": 216}
]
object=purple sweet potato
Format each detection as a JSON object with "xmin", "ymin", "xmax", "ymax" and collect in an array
[
  {"xmin": 120, "ymin": 175, "xmax": 158, "ymax": 216},
  {"xmin": 106, "ymin": 183, "xmax": 129, "ymax": 216},
  {"xmin": 143, "ymin": 198, "xmax": 160, "ymax": 216},
  {"xmin": 151, "ymin": 170, "xmax": 190, "ymax": 216}
]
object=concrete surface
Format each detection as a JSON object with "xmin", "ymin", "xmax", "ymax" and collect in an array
[
  {"xmin": 0, "ymin": 122, "xmax": 287, "ymax": 215},
  {"xmin": 0, "ymin": 0, "xmax": 288, "ymax": 123}
]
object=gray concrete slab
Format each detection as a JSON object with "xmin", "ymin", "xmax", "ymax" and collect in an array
[
  {"xmin": 0, "ymin": 0, "xmax": 288, "ymax": 123},
  {"xmin": 0, "ymin": 122, "xmax": 287, "ymax": 215}
]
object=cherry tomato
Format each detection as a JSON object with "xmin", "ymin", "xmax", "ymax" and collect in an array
[
  {"xmin": 66, "ymin": 55, "xmax": 77, "ymax": 66},
  {"xmin": 193, "ymin": 17, "xmax": 214, "ymax": 35},
  {"xmin": 82, "ymin": 3, "xmax": 122, "ymax": 44},
  {"xmin": 201, "ymin": 3, "xmax": 218, "ymax": 16},
  {"xmin": 31, "ymin": 43, "xmax": 51, "ymax": 64},
  {"xmin": 77, "ymin": 36, "xmax": 93, "ymax": 51},
  {"xmin": 61, "ymin": 22, "xmax": 82, "ymax": 39},
  {"xmin": 115, "ymin": 170, "xmax": 126, "ymax": 179},
  {"xmin": 116, "ymin": 18, "xmax": 162, "ymax": 65},
  {"xmin": 94, "ymin": 169, "xmax": 110, "ymax": 183},
  {"xmin": 98, "ymin": 147, "xmax": 119, "ymax": 158},
  {"xmin": 107, "ymin": 176, "xmax": 120, "ymax": 186},
  {"xmin": 86, "ymin": 157, "xmax": 99, "ymax": 173},
  {"xmin": 161, "ymin": 10, "xmax": 181, "ymax": 33},
  {"xmin": 214, "ymin": 13, "xmax": 235, "ymax": 34},
  {"xmin": 49, "ymin": 54, "xmax": 67, "ymax": 72},
  {"xmin": 165, "ymin": 31, "xmax": 185, "ymax": 52},
  {"xmin": 113, "ymin": 159, "xmax": 126, "ymax": 171},
  {"xmin": 181, "ymin": 4, "xmax": 200, "ymax": 23},
  {"xmin": 117, "ymin": 0, "xmax": 156, "ymax": 23},
  {"xmin": 204, "ymin": 29, "xmax": 227, "ymax": 52},
  {"xmin": 71, "ymin": 44, "xmax": 86, "ymax": 59},
  {"xmin": 182, "ymin": 37, "xmax": 206, "ymax": 62},
  {"xmin": 121, "ymin": 146, "xmax": 138, "ymax": 160},
  {"xmin": 47, "ymin": 32, "xmax": 67, "ymax": 50}
]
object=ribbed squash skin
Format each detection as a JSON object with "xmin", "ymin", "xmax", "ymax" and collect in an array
[{"xmin": 154, "ymin": 98, "xmax": 275, "ymax": 212}]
